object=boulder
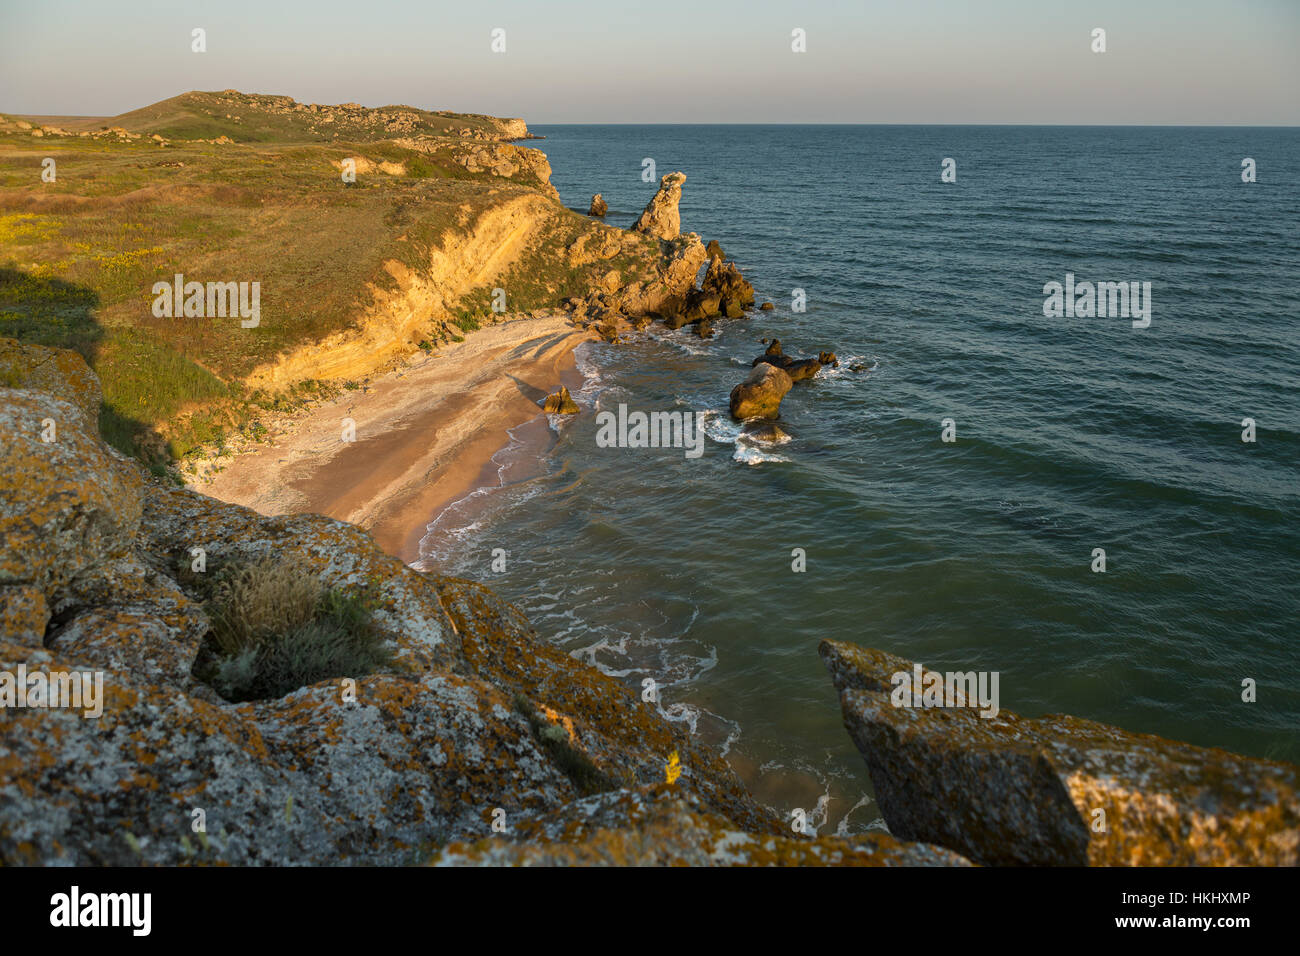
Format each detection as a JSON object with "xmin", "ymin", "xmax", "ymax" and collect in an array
[
  {"xmin": 752, "ymin": 341, "xmax": 837, "ymax": 381},
  {"xmin": 588, "ymin": 193, "xmax": 607, "ymax": 217},
  {"xmin": 729, "ymin": 364, "xmax": 793, "ymax": 421},
  {"xmin": 701, "ymin": 256, "xmax": 754, "ymax": 308},
  {"xmin": 740, "ymin": 421, "xmax": 789, "ymax": 444},
  {"xmin": 682, "ymin": 290, "xmax": 721, "ymax": 323},
  {"xmin": 632, "ymin": 172, "xmax": 686, "ymax": 240},
  {"xmin": 696, "ymin": 319, "xmax": 714, "ymax": 339},
  {"xmin": 760, "ymin": 302, "xmax": 775, "ymax": 311},
  {"xmin": 783, "ymin": 358, "xmax": 824, "ymax": 382},
  {"xmin": 820, "ymin": 640, "xmax": 1300, "ymax": 867},
  {"xmin": 705, "ymin": 239, "xmax": 725, "ymax": 262},
  {"xmin": 543, "ymin": 385, "xmax": 580, "ymax": 414}
]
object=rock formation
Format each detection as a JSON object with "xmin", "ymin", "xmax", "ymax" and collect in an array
[
  {"xmin": 588, "ymin": 194, "xmax": 607, "ymax": 217},
  {"xmin": 705, "ymin": 239, "xmax": 725, "ymax": 262},
  {"xmin": 701, "ymin": 256, "xmax": 755, "ymax": 311},
  {"xmin": 729, "ymin": 363, "xmax": 793, "ymax": 421},
  {"xmin": 752, "ymin": 340, "xmax": 838, "ymax": 381},
  {"xmin": 820, "ymin": 640, "xmax": 1300, "ymax": 867},
  {"xmin": 632, "ymin": 172, "xmax": 687, "ymax": 240},
  {"xmin": 543, "ymin": 384, "xmax": 579, "ymax": 414}
]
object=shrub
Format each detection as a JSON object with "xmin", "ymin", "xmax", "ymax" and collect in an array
[
  {"xmin": 513, "ymin": 694, "xmax": 619, "ymax": 796},
  {"xmin": 196, "ymin": 555, "xmax": 394, "ymax": 701}
]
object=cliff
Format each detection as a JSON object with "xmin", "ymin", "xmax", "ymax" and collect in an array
[{"xmin": 0, "ymin": 91, "xmax": 703, "ymax": 472}]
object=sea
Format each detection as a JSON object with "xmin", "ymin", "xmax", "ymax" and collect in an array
[{"xmin": 416, "ymin": 125, "xmax": 1300, "ymax": 833}]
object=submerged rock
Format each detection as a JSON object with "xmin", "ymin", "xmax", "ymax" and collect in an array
[
  {"xmin": 543, "ymin": 385, "xmax": 579, "ymax": 414},
  {"xmin": 740, "ymin": 421, "xmax": 789, "ymax": 444},
  {"xmin": 729, "ymin": 363, "xmax": 793, "ymax": 421},
  {"xmin": 588, "ymin": 193, "xmax": 607, "ymax": 217},
  {"xmin": 632, "ymin": 171, "xmax": 686, "ymax": 240},
  {"xmin": 820, "ymin": 640, "xmax": 1300, "ymax": 867}
]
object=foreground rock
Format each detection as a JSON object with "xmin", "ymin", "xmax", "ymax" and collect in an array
[
  {"xmin": 821, "ymin": 640, "xmax": 1300, "ymax": 867},
  {"xmin": 632, "ymin": 171, "xmax": 686, "ymax": 240},
  {"xmin": 729, "ymin": 363, "xmax": 793, "ymax": 421},
  {"xmin": 543, "ymin": 384, "xmax": 579, "ymax": 414},
  {"xmin": 0, "ymin": 338, "xmax": 788, "ymax": 865},
  {"xmin": 588, "ymin": 193, "xmax": 607, "ymax": 217},
  {"xmin": 433, "ymin": 786, "xmax": 972, "ymax": 866}
]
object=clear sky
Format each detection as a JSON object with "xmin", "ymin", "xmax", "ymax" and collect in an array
[{"xmin": 2, "ymin": 0, "xmax": 1297, "ymax": 124}]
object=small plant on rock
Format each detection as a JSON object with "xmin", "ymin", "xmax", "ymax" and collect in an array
[{"xmin": 195, "ymin": 555, "xmax": 393, "ymax": 702}]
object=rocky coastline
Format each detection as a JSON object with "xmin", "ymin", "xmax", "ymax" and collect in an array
[
  {"xmin": 2, "ymin": 335, "xmax": 1296, "ymax": 865},
  {"xmin": 2, "ymin": 98, "xmax": 1296, "ymax": 867}
]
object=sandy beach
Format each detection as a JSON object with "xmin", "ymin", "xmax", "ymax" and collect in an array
[{"xmin": 198, "ymin": 313, "xmax": 596, "ymax": 564}]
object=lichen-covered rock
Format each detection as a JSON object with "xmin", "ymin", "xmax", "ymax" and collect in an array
[
  {"xmin": 729, "ymin": 363, "xmax": 793, "ymax": 421},
  {"xmin": 432, "ymin": 786, "xmax": 973, "ymax": 866},
  {"xmin": 820, "ymin": 640, "xmax": 1300, "ymax": 866},
  {"xmin": 0, "ymin": 339, "xmax": 787, "ymax": 866},
  {"xmin": 632, "ymin": 171, "xmax": 686, "ymax": 240},
  {"xmin": 0, "ymin": 365, "xmax": 145, "ymax": 610}
]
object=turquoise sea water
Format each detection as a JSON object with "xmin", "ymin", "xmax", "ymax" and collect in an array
[{"xmin": 418, "ymin": 126, "xmax": 1299, "ymax": 831}]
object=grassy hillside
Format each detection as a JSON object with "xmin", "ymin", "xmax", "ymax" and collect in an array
[{"xmin": 0, "ymin": 91, "xmax": 653, "ymax": 470}]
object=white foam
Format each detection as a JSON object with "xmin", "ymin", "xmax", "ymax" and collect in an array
[{"xmin": 732, "ymin": 443, "xmax": 790, "ymax": 466}]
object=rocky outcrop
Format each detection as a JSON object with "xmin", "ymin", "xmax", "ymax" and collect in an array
[
  {"xmin": 752, "ymin": 340, "xmax": 838, "ymax": 382},
  {"xmin": 820, "ymin": 640, "xmax": 1300, "ymax": 867},
  {"xmin": 588, "ymin": 194, "xmax": 607, "ymax": 217},
  {"xmin": 729, "ymin": 363, "xmax": 793, "ymax": 421},
  {"xmin": 705, "ymin": 239, "xmax": 725, "ymax": 262},
  {"xmin": 1, "ymin": 339, "xmax": 794, "ymax": 865},
  {"xmin": 632, "ymin": 172, "xmax": 686, "ymax": 240},
  {"xmin": 701, "ymin": 256, "xmax": 755, "ymax": 310},
  {"xmin": 543, "ymin": 385, "xmax": 579, "ymax": 414}
]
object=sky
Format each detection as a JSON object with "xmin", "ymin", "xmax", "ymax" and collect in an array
[{"xmin": 1, "ymin": 0, "xmax": 1297, "ymax": 124}]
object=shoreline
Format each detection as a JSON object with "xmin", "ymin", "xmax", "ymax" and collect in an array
[{"xmin": 197, "ymin": 313, "xmax": 597, "ymax": 564}]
